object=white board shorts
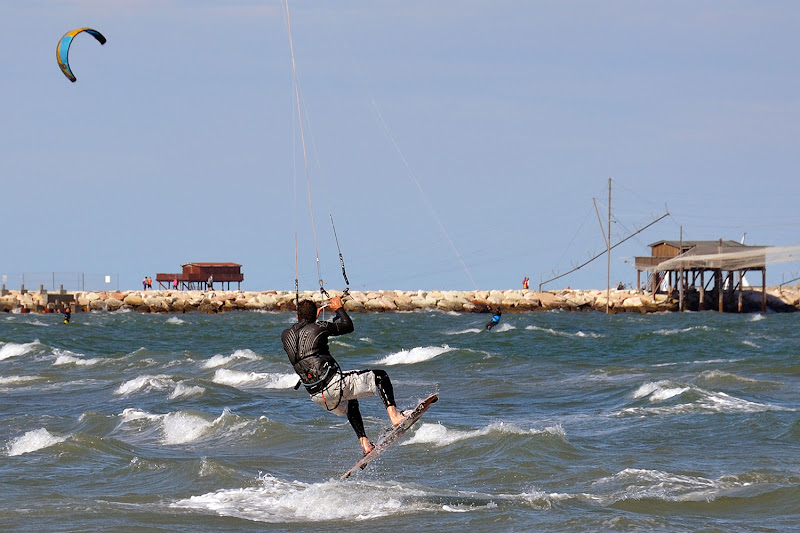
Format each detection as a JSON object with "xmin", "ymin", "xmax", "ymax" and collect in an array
[{"xmin": 310, "ymin": 370, "xmax": 377, "ymax": 415}]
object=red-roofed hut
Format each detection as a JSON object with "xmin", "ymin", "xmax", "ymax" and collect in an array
[{"xmin": 156, "ymin": 262, "xmax": 243, "ymax": 290}]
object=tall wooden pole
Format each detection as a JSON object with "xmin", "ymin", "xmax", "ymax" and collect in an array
[
  {"xmin": 679, "ymin": 226, "xmax": 684, "ymax": 311},
  {"xmin": 606, "ymin": 178, "xmax": 611, "ymax": 314}
]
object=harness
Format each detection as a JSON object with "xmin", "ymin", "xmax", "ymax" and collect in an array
[{"xmin": 291, "ymin": 323, "xmax": 345, "ymax": 410}]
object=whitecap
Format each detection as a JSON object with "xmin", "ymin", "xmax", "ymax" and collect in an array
[
  {"xmin": 169, "ymin": 382, "xmax": 206, "ymax": 399},
  {"xmin": 403, "ymin": 422, "xmax": 565, "ymax": 447},
  {"xmin": 202, "ymin": 349, "xmax": 260, "ymax": 369},
  {"xmin": 172, "ymin": 475, "xmax": 424, "ymax": 522},
  {"xmin": 114, "ymin": 374, "xmax": 174, "ymax": 395},
  {"xmin": 0, "ymin": 375, "xmax": 40, "ymax": 386},
  {"xmin": 375, "ymin": 345, "xmax": 453, "ymax": 366},
  {"xmin": 52, "ymin": 348, "xmax": 101, "ymax": 366},
  {"xmin": 444, "ymin": 328, "xmax": 482, "ymax": 335},
  {"xmin": 591, "ymin": 468, "xmax": 753, "ymax": 504},
  {"xmin": 212, "ymin": 368, "xmax": 297, "ymax": 389},
  {"xmin": 749, "ymin": 314, "xmax": 765, "ymax": 322},
  {"xmin": 119, "ymin": 408, "xmax": 163, "ymax": 423},
  {"xmin": 6, "ymin": 428, "xmax": 66, "ymax": 456},
  {"xmin": 653, "ymin": 325, "xmax": 711, "ymax": 336},
  {"xmin": 162, "ymin": 411, "xmax": 214, "ymax": 444},
  {"xmin": 620, "ymin": 383, "xmax": 790, "ymax": 417},
  {"xmin": 167, "ymin": 316, "xmax": 185, "ymax": 325},
  {"xmin": 633, "ymin": 380, "xmax": 689, "ymax": 402},
  {"xmin": 0, "ymin": 340, "xmax": 41, "ymax": 361},
  {"xmin": 525, "ymin": 326, "xmax": 601, "ymax": 338}
]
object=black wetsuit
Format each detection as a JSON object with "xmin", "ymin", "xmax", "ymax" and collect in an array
[
  {"xmin": 282, "ymin": 308, "xmax": 397, "ymax": 441},
  {"xmin": 281, "ymin": 308, "xmax": 353, "ymax": 390}
]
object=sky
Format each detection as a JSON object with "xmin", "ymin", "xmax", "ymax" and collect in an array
[{"xmin": 2, "ymin": 0, "xmax": 800, "ymax": 292}]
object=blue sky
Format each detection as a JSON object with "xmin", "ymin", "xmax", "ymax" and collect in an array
[{"xmin": 2, "ymin": 1, "xmax": 799, "ymax": 291}]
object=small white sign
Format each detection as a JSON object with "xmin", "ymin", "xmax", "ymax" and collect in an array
[{"xmin": 105, "ymin": 276, "xmax": 111, "ymax": 284}]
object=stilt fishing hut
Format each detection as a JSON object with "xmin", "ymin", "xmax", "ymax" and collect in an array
[
  {"xmin": 156, "ymin": 262, "xmax": 244, "ymax": 290},
  {"xmin": 634, "ymin": 239, "xmax": 767, "ymax": 312}
]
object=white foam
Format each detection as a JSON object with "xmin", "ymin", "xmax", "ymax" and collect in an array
[
  {"xmin": 0, "ymin": 375, "xmax": 40, "ymax": 386},
  {"xmin": 6, "ymin": 428, "xmax": 66, "ymax": 456},
  {"xmin": 212, "ymin": 368, "xmax": 297, "ymax": 389},
  {"xmin": 114, "ymin": 374, "xmax": 174, "ymax": 395},
  {"xmin": 169, "ymin": 382, "xmax": 206, "ymax": 399},
  {"xmin": 202, "ymin": 349, "xmax": 260, "ymax": 369},
  {"xmin": 445, "ymin": 328, "xmax": 482, "ymax": 335},
  {"xmin": 0, "ymin": 340, "xmax": 41, "ymax": 361},
  {"xmin": 621, "ymin": 381, "xmax": 791, "ymax": 416},
  {"xmin": 749, "ymin": 314, "xmax": 766, "ymax": 322},
  {"xmin": 162, "ymin": 411, "xmax": 214, "ymax": 444},
  {"xmin": 172, "ymin": 475, "xmax": 428, "ymax": 522},
  {"xmin": 167, "ymin": 316, "xmax": 186, "ymax": 325},
  {"xmin": 403, "ymin": 422, "xmax": 565, "ymax": 447},
  {"xmin": 591, "ymin": 468, "xmax": 753, "ymax": 503},
  {"xmin": 653, "ymin": 325, "xmax": 711, "ymax": 336},
  {"xmin": 633, "ymin": 381, "xmax": 689, "ymax": 402},
  {"xmin": 119, "ymin": 408, "xmax": 163, "ymax": 423},
  {"xmin": 525, "ymin": 326, "xmax": 603, "ymax": 338},
  {"xmin": 375, "ymin": 345, "xmax": 453, "ymax": 366},
  {"xmin": 53, "ymin": 349, "xmax": 101, "ymax": 366}
]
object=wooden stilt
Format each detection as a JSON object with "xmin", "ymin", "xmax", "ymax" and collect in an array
[
  {"xmin": 738, "ymin": 270, "xmax": 743, "ymax": 312},
  {"xmin": 699, "ymin": 270, "xmax": 705, "ymax": 310}
]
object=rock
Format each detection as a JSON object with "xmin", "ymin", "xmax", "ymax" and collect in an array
[
  {"xmin": 123, "ymin": 294, "xmax": 145, "ymax": 307},
  {"xmin": 105, "ymin": 297, "xmax": 124, "ymax": 311}
]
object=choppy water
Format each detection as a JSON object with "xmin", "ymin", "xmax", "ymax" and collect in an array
[{"xmin": 1, "ymin": 308, "xmax": 798, "ymax": 531}]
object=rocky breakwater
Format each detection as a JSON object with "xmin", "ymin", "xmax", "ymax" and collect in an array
[{"xmin": 1, "ymin": 287, "xmax": 799, "ymax": 314}]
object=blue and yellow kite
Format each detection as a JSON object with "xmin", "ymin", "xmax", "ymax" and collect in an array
[{"xmin": 56, "ymin": 28, "xmax": 106, "ymax": 82}]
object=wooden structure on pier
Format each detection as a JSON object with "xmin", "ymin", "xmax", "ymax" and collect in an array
[
  {"xmin": 156, "ymin": 262, "xmax": 243, "ymax": 290},
  {"xmin": 634, "ymin": 240, "xmax": 767, "ymax": 312}
]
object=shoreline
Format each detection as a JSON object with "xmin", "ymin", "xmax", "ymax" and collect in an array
[{"xmin": 2, "ymin": 287, "xmax": 799, "ymax": 314}]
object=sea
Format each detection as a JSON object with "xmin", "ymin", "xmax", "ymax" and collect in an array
[{"xmin": 0, "ymin": 307, "xmax": 798, "ymax": 532}]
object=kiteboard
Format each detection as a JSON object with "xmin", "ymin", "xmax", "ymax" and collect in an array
[{"xmin": 341, "ymin": 393, "xmax": 439, "ymax": 479}]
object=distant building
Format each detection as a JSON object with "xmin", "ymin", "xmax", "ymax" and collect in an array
[
  {"xmin": 634, "ymin": 239, "xmax": 766, "ymax": 312},
  {"xmin": 156, "ymin": 262, "xmax": 243, "ymax": 290}
]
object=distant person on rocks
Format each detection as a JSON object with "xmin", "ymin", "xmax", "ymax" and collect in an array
[
  {"xmin": 281, "ymin": 295, "xmax": 409, "ymax": 456},
  {"xmin": 173, "ymin": 277, "xmax": 179, "ymax": 290},
  {"xmin": 485, "ymin": 307, "xmax": 502, "ymax": 330},
  {"xmin": 523, "ymin": 276, "xmax": 530, "ymax": 290},
  {"xmin": 147, "ymin": 277, "xmax": 153, "ymax": 290},
  {"xmin": 142, "ymin": 277, "xmax": 148, "ymax": 290},
  {"xmin": 207, "ymin": 275, "xmax": 213, "ymax": 291}
]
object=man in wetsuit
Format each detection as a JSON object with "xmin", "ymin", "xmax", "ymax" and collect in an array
[
  {"xmin": 281, "ymin": 295, "xmax": 407, "ymax": 455},
  {"xmin": 485, "ymin": 307, "xmax": 502, "ymax": 330}
]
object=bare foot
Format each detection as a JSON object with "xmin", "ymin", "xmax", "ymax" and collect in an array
[
  {"xmin": 359, "ymin": 437, "xmax": 374, "ymax": 455},
  {"xmin": 387, "ymin": 406, "xmax": 408, "ymax": 426}
]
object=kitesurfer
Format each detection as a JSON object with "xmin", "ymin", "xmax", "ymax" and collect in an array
[
  {"xmin": 485, "ymin": 307, "xmax": 502, "ymax": 330},
  {"xmin": 62, "ymin": 307, "xmax": 71, "ymax": 324},
  {"xmin": 281, "ymin": 295, "xmax": 408, "ymax": 455}
]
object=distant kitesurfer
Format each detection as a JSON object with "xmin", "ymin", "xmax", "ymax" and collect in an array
[
  {"xmin": 485, "ymin": 307, "xmax": 502, "ymax": 330},
  {"xmin": 62, "ymin": 307, "xmax": 71, "ymax": 324},
  {"xmin": 281, "ymin": 295, "xmax": 408, "ymax": 455}
]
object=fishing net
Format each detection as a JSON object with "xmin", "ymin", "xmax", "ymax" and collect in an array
[{"xmin": 639, "ymin": 245, "xmax": 800, "ymax": 273}]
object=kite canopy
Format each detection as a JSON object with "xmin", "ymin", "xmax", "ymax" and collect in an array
[{"xmin": 56, "ymin": 28, "xmax": 106, "ymax": 82}]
